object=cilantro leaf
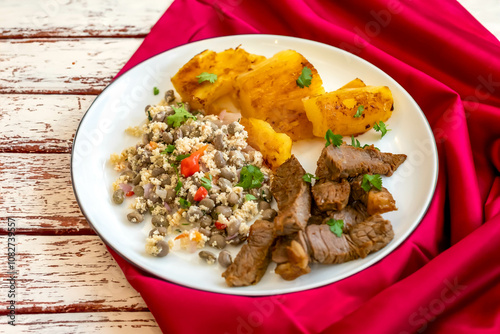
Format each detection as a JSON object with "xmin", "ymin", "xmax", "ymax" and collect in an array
[
  {"xmin": 326, "ymin": 219, "xmax": 344, "ymax": 237},
  {"xmin": 153, "ymin": 87, "xmax": 160, "ymax": 95},
  {"xmin": 325, "ymin": 129, "xmax": 343, "ymax": 147},
  {"xmin": 147, "ymin": 110, "xmax": 152, "ymax": 122},
  {"xmin": 167, "ymin": 103, "xmax": 197, "ymax": 128},
  {"xmin": 354, "ymin": 105, "xmax": 364, "ymax": 118},
  {"xmin": 361, "ymin": 174, "xmax": 383, "ymax": 192},
  {"xmin": 176, "ymin": 154, "xmax": 190, "ymax": 161},
  {"xmin": 161, "ymin": 144, "xmax": 176, "ymax": 154},
  {"xmin": 175, "ymin": 180, "xmax": 182, "ymax": 194},
  {"xmin": 179, "ymin": 198, "xmax": 191, "ymax": 208},
  {"xmin": 351, "ymin": 135, "xmax": 361, "ymax": 148},
  {"xmin": 296, "ymin": 66, "xmax": 312, "ymax": 88},
  {"xmin": 200, "ymin": 174, "xmax": 213, "ymax": 191},
  {"xmin": 236, "ymin": 165, "xmax": 264, "ymax": 189},
  {"xmin": 373, "ymin": 121, "xmax": 391, "ymax": 138},
  {"xmin": 362, "ymin": 144, "xmax": 380, "ymax": 150},
  {"xmin": 302, "ymin": 173, "xmax": 319, "ymax": 183},
  {"xmin": 196, "ymin": 72, "xmax": 218, "ymax": 84},
  {"xmin": 245, "ymin": 194, "xmax": 257, "ymax": 201}
]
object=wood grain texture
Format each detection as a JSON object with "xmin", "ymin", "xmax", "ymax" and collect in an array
[
  {"xmin": 0, "ymin": 235, "xmax": 148, "ymax": 314},
  {"xmin": 0, "ymin": 94, "xmax": 94, "ymax": 153},
  {"xmin": 0, "ymin": 153, "xmax": 91, "ymax": 233},
  {"xmin": 0, "ymin": 312, "xmax": 161, "ymax": 333},
  {"xmin": 0, "ymin": 0, "xmax": 170, "ymax": 38},
  {"xmin": 0, "ymin": 38, "xmax": 142, "ymax": 94}
]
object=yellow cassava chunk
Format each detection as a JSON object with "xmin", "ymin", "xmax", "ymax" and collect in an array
[
  {"xmin": 339, "ymin": 78, "xmax": 366, "ymax": 89},
  {"xmin": 171, "ymin": 48, "xmax": 266, "ymax": 113},
  {"xmin": 240, "ymin": 118, "xmax": 292, "ymax": 171},
  {"xmin": 303, "ymin": 86, "xmax": 394, "ymax": 137},
  {"xmin": 235, "ymin": 50, "xmax": 325, "ymax": 141}
]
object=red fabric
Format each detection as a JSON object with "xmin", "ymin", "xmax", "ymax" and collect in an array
[{"xmin": 108, "ymin": 0, "xmax": 500, "ymax": 333}]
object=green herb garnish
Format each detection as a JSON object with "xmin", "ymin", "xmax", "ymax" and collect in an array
[
  {"xmin": 176, "ymin": 154, "xmax": 190, "ymax": 161},
  {"xmin": 196, "ymin": 72, "xmax": 218, "ymax": 84},
  {"xmin": 296, "ymin": 66, "xmax": 312, "ymax": 88},
  {"xmin": 354, "ymin": 105, "xmax": 364, "ymax": 118},
  {"xmin": 175, "ymin": 180, "xmax": 182, "ymax": 194},
  {"xmin": 236, "ymin": 165, "xmax": 264, "ymax": 190},
  {"xmin": 361, "ymin": 174, "xmax": 382, "ymax": 192},
  {"xmin": 351, "ymin": 135, "xmax": 361, "ymax": 148},
  {"xmin": 200, "ymin": 174, "xmax": 213, "ymax": 191},
  {"xmin": 373, "ymin": 121, "xmax": 391, "ymax": 138},
  {"xmin": 167, "ymin": 103, "xmax": 197, "ymax": 128},
  {"xmin": 326, "ymin": 219, "xmax": 344, "ymax": 237},
  {"xmin": 325, "ymin": 129, "xmax": 343, "ymax": 147},
  {"xmin": 147, "ymin": 110, "xmax": 152, "ymax": 121},
  {"xmin": 245, "ymin": 194, "xmax": 257, "ymax": 201},
  {"xmin": 179, "ymin": 198, "xmax": 191, "ymax": 208},
  {"xmin": 302, "ymin": 173, "xmax": 319, "ymax": 183},
  {"xmin": 153, "ymin": 87, "xmax": 160, "ymax": 95},
  {"xmin": 160, "ymin": 144, "xmax": 176, "ymax": 154}
]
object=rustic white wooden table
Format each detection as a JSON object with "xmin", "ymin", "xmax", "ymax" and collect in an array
[{"xmin": 0, "ymin": 1, "xmax": 497, "ymax": 333}]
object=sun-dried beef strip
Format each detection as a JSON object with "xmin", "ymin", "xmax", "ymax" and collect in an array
[
  {"xmin": 311, "ymin": 179, "xmax": 350, "ymax": 212},
  {"xmin": 222, "ymin": 220, "xmax": 275, "ymax": 287},
  {"xmin": 350, "ymin": 175, "xmax": 397, "ymax": 215},
  {"xmin": 316, "ymin": 144, "xmax": 407, "ymax": 180},
  {"xmin": 271, "ymin": 155, "xmax": 311, "ymax": 235}
]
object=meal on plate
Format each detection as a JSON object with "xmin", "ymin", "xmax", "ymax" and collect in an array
[{"xmin": 109, "ymin": 46, "xmax": 406, "ymax": 287}]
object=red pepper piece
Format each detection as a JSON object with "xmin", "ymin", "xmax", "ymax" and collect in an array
[
  {"xmin": 215, "ymin": 221, "xmax": 227, "ymax": 230},
  {"xmin": 193, "ymin": 186, "xmax": 208, "ymax": 201},
  {"xmin": 180, "ymin": 145, "xmax": 208, "ymax": 177},
  {"xmin": 125, "ymin": 191, "xmax": 134, "ymax": 197}
]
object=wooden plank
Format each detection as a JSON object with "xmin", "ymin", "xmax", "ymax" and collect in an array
[
  {"xmin": 0, "ymin": 153, "xmax": 90, "ymax": 233},
  {"xmin": 0, "ymin": 95, "xmax": 93, "ymax": 153},
  {"xmin": 0, "ymin": 235, "xmax": 148, "ymax": 314},
  {"xmin": 0, "ymin": 38, "xmax": 142, "ymax": 94},
  {"xmin": 0, "ymin": 0, "xmax": 171, "ymax": 38},
  {"xmin": 1, "ymin": 312, "xmax": 161, "ymax": 334}
]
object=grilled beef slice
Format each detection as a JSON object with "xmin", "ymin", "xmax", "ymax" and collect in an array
[
  {"xmin": 350, "ymin": 175, "xmax": 397, "ymax": 215},
  {"xmin": 306, "ymin": 214, "xmax": 394, "ymax": 264},
  {"xmin": 316, "ymin": 144, "xmax": 407, "ymax": 180},
  {"xmin": 311, "ymin": 179, "xmax": 350, "ymax": 212},
  {"xmin": 349, "ymin": 215, "xmax": 394, "ymax": 258},
  {"xmin": 274, "ymin": 240, "xmax": 311, "ymax": 281},
  {"xmin": 271, "ymin": 155, "xmax": 311, "ymax": 236},
  {"xmin": 309, "ymin": 201, "xmax": 369, "ymax": 232},
  {"xmin": 222, "ymin": 220, "xmax": 275, "ymax": 287}
]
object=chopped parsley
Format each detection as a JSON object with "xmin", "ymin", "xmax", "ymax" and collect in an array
[
  {"xmin": 153, "ymin": 87, "xmax": 160, "ymax": 95},
  {"xmin": 245, "ymin": 194, "xmax": 257, "ymax": 201},
  {"xmin": 325, "ymin": 129, "xmax": 343, "ymax": 147},
  {"xmin": 351, "ymin": 135, "xmax": 361, "ymax": 148},
  {"xmin": 373, "ymin": 121, "xmax": 391, "ymax": 138},
  {"xmin": 147, "ymin": 110, "xmax": 152, "ymax": 121},
  {"xmin": 354, "ymin": 105, "xmax": 364, "ymax": 118},
  {"xmin": 196, "ymin": 72, "xmax": 218, "ymax": 84},
  {"xmin": 296, "ymin": 66, "xmax": 312, "ymax": 88},
  {"xmin": 175, "ymin": 180, "xmax": 182, "ymax": 194},
  {"xmin": 326, "ymin": 219, "xmax": 344, "ymax": 237},
  {"xmin": 179, "ymin": 198, "xmax": 191, "ymax": 208},
  {"xmin": 361, "ymin": 174, "xmax": 382, "ymax": 192},
  {"xmin": 200, "ymin": 174, "xmax": 213, "ymax": 191},
  {"xmin": 160, "ymin": 145, "xmax": 176, "ymax": 154},
  {"xmin": 167, "ymin": 103, "xmax": 197, "ymax": 128},
  {"xmin": 236, "ymin": 165, "xmax": 264, "ymax": 189},
  {"xmin": 302, "ymin": 173, "xmax": 319, "ymax": 183},
  {"xmin": 176, "ymin": 154, "xmax": 190, "ymax": 161}
]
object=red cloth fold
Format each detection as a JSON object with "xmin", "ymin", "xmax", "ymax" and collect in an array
[{"xmin": 109, "ymin": 0, "xmax": 500, "ymax": 332}]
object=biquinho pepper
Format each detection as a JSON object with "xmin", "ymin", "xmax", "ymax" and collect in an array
[
  {"xmin": 180, "ymin": 145, "xmax": 208, "ymax": 177},
  {"xmin": 193, "ymin": 186, "xmax": 208, "ymax": 201}
]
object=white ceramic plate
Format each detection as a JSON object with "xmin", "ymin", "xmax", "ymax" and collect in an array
[{"xmin": 71, "ymin": 34, "xmax": 438, "ymax": 296}]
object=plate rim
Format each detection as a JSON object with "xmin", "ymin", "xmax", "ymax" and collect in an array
[{"xmin": 70, "ymin": 33, "xmax": 439, "ymax": 296}]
